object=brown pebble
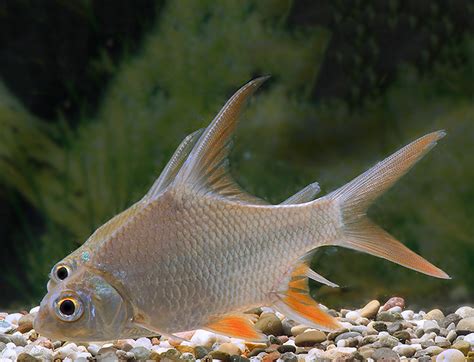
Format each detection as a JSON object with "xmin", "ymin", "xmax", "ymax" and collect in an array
[
  {"xmin": 382, "ymin": 297, "xmax": 405, "ymax": 311},
  {"xmin": 294, "ymin": 330, "xmax": 327, "ymax": 346},
  {"xmin": 262, "ymin": 351, "xmax": 280, "ymax": 362},
  {"xmin": 17, "ymin": 314, "xmax": 35, "ymax": 333},
  {"xmin": 359, "ymin": 300, "xmax": 381, "ymax": 319}
]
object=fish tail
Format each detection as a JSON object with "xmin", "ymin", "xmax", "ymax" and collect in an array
[{"xmin": 328, "ymin": 130, "xmax": 450, "ymax": 279}]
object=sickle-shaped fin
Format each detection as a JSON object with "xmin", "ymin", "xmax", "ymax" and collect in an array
[
  {"xmin": 328, "ymin": 131, "xmax": 449, "ymax": 279},
  {"xmin": 273, "ymin": 262, "xmax": 341, "ymax": 331},
  {"xmin": 281, "ymin": 182, "xmax": 320, "ymax": 205},
  {"xmin": 173, "ymin": 77, "xmax": 270, "ymax": 203},
  {"xmin": 146, "ymin": 129, "xmax": 204, "ymax": 200}
]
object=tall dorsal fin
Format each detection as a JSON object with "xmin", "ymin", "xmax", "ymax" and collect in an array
[
  {"xmin": 146, "ymin": 128, "xmax": 204, "ymax": 200},
  {"xmin": 173, "ymin": 77, "xmax": 270, "ymax": 202},
  {"xmin": 281, "ymin": 182, "xmax": 320, "ymax": 205}
]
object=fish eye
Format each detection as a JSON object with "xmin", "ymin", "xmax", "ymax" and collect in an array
[
  {"xmin": 52, "ymin": 264, "xmax": 71, "ymax": 282},
  {"xmin": 57, "ymin": 266, "xmax": 69, "ymax": 280},
  {"xmin": 54, "ymin": 296, "xmax": 83, "ymax": 322}
]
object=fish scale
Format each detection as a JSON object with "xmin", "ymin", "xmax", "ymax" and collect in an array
[{"xmin": 34, "ymin": 77, "xmax": 449, "ymax": 342}]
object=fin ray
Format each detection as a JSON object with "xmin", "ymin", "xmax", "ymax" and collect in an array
[
  {"xmin": 146, "ymin": 129, "xmax": 204, "ymax": 199},
  {"xmin": 173, "ymin": 77, "xmax": 269, "ymax": 203},
  {"xmin": 204, "ymin": 314, "xmax": 266, "ymax": 341},
  {"xmin": 281, "ymin": 182, "xmax": 320, "ymax": 205},
  {"xmin": 328, "ymin": 131, "xmax": 449, "ymax": 279},
  {"xmin": 273, "ymin": 261, "xmax": 340, "ymax": 331}
]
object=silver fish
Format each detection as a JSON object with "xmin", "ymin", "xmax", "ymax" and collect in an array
[{"xmin": 35, "ymin": 77, "xmax": 449, "ymax": 342}]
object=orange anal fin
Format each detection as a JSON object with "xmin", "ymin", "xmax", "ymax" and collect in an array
[
  {"xmin": 273, "ymin": 262, "xmax": 341, "ymax": 331},
  {"xmin": 205, "ymin": 314, "xmax": 266, "ymax": 341},
  {"xmin": 278, "ymin": 290, "xmax": 340, "ymax": 331}
]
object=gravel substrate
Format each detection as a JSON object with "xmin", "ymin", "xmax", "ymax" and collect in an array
[{"xmin": 1, "ymin": 297, "xmax": 473, "ymax": 361}]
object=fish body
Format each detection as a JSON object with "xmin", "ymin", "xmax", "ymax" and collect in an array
[{"xmin": 35, "ymin": 77, "xmax": 449, "ymax": 342}]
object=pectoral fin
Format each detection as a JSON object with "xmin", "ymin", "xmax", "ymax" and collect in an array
[{"xmin": 204, "ymin": 314, "xmax": 266, "ymax": 341}]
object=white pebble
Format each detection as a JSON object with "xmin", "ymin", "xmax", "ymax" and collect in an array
[
  {"xmin": 455, "ymin": 306, "xmax": 474, "ymax": 318},
  {"xmin": 345, "ymin": 311, "xmax": 360, "ymax": 321},
  {"xmin": 436, "ymin": 349, "xmax": 465, "ymax": 361},
  {"xmin": 151, "ymin": 345, "xmax": 172, "ymax": 354},
  {"xmin": 401, "ymin": 310, "xmax": 414, "ymax": 320},
  {"xmin": 388, "ymin": 306, "xmax": 402, "ymax": 313},
  {"xmin": 190, "ymin": 329, "xmax": 217, "ymax": 348},
  {"xmin": 1, "ymin": 348, "xmax": 17, "ymax": 360},
  {"xmin": 4, "ymin": 313, "xmax": 23, "ymax": 325},
  {"xmin": 422, "ymin": 320, "xmax": 439, "ymax": 331},
  {"xmin": 0, "ymin": 320, "xmax": 13, "ymax": 334},
  {"xmin": 87, "ymin": 344, "xmax": 100, "ymax": 355},
  {"xmin": 464, "ymin": 332, "xmax": 474, "ymax": 346},
  {"xmin": 307, "ymin": 348, "xmax": 326, "ymax": 358},
  {"xmin": 134, "ymin": 337, "xmax": 152, "ymax": 349},
  {"xmin": 29, "ymin": 306, "xmax": 40, "ymax": 314}
]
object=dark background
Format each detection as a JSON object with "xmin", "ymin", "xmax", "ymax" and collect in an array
[{"xmin": 1, "ymin": 0, "xmax": 473, "ymax": 311}]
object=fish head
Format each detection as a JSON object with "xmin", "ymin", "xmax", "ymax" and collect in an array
[{"xmin": 34, "ymin": 267, "xmax": 131, "ymax": 342}]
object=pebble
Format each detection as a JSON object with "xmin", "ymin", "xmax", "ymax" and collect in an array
[
  {"xmin": 382, "ymin": 297, "xmax": 405, "ymax": 311},
  {"xmin": 289, "ymin": 325, "xmax": 309, "ymax": 336},
  {"xmin": 334, "ymin": 331, "xmax": 360, "ymax": 343},
  {"xmin": 372, "ymin": 347, "xmax": 399, "ymax": 360},
  {"xmin": 0, "ymin": 304, "xmax": 472, "ymax": 362},
  {"xmin": 277, "ymin": 344, "xmax": 296, "ymax": 353},
  {"xmin": 194, "ymin": 345, "xmax": 209, "ymax": 359},
  {"xmin": 446, "ymin": 329, "xmax": 457, "ymax": 342},
  {"xmin": 294, "ymin": 330, "xmax": 326, "ymax": 346},
  {"xmin": 254, "ymin": 313, "xmax": 283, "ymax": 336},
  {"xmin": 392, "ymin": 330, "xmax": 411, "ymax": 342},
  {"xmin": 436, "ymin": 348, "xmax": 466, "ymax": 361},
  {"xmin": 16, "ymin": 352, "xmax": 40, "ymax": 361},
  {"xmin": 279, "ymin": 351, "xmax": 297, "ymax": 362},
  {"xmin": 455, "ymin": 306, "xmax": 474, "ymax": 318},
  {"xmin": 393, "ymin": 344, "xmax": 416, "ymax": 357},
  {"xmin": 440, "ymin": 313, "xmax": 462, "ymax": 328},
  {"xmin": 130, "ymin": 346, "xmax": 151, "ymax": 360},
  {"xmin": 0, "ymin": 320, "xmax": 13, "ymax": 334},
  {"xmin": 190, "ymin": 330, "xmax": 217, "ymax": 348},
  {"xmin": 423, "ymin": 319, "xmax": 441, "ymax": 334},
  {"xmin": 374, "ymin": 334, "xmax": 399, "ymax": 349},
  {"xmin": 465, "ymin": 332, "xmax": 474, "ymax": 345},
  {"xmin": 345, "ymin": 310, "xmax": 361, "ymax": 321},
  {"xmin": 377, "ymin": 311, "xmax": 402, "ymax": 322},
  {"xmin": 456, "ymin": 316, "xmax": 474, "ymax": 334},
  {"xmin": 401, "ymin": 309, "xmax": 414, "ymax": 320},
  {"xmin": 425, "ymin": 308, "xmax": 445, "ymax": 322},
  {"xmin": 452, "ymin": 339, "xmax": 471, "ymax": 355},
  {"xmin": 218, "ymin": 342, "xmax": 242, "ymax": 356},
  {"xmin": 4, "ymin": 313, "xmax": 23, "ymax": 326},
  {"xmin": 17, "ymin": 314, "xmax": 34, "ymax": 333}
]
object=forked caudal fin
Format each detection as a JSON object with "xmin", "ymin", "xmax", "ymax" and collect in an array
[{"xmin": 328, "ymin": 131, "xmax": 450, "ymax": 279}]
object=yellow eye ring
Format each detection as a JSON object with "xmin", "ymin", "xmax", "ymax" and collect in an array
[
  {"xmin": 52, "ymin": 264, "xmax": 71, "ymax": 282},
  {"xmin": 54, "ymin": 296, "xmax": 83, "ymax": 322}
]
